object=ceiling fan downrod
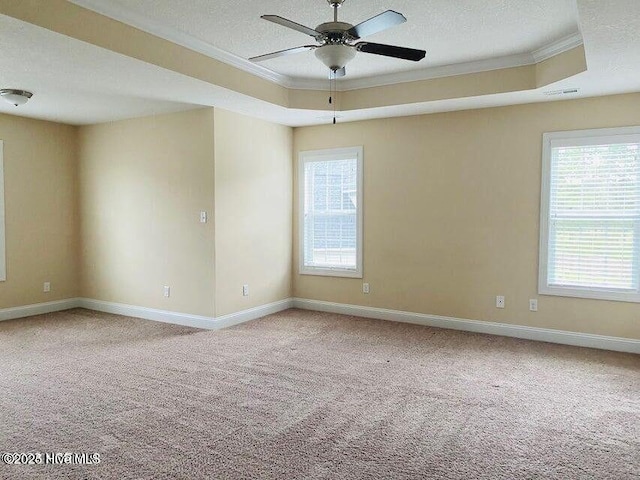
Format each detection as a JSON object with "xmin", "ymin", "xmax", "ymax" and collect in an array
[{"xmin": 327, "ymin": 0, "xmax": 346, "ymax": 22}]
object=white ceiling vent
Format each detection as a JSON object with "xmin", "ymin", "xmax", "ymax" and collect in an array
[{"xmin": 543, "ymin": 88, "xmax": 579, "ymax": 96}]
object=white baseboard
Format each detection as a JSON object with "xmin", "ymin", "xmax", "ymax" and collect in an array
[
  {"xmin": 78, "ymin": 298, "xmax": 217, "ymax": 329},
  {"xmin": 1, "ymin": 297, "xmax": 292, "ymax": 331},
  {"xmin": 78, "ymin": 297, "xmax": 294, "ymax": 330},
  {"xmin": 0, "ymin": 298, "xmax": 82, "ymax": 322},
  {"xmin": 292, "ymin": 298, "xmax": 640, "ymax": 355},
  {"xmin": 213, "ymin": 298, "xmax": 294, "ymax": 329},
  {"xmin": 4, "ymin": 296, "xmax": 638, "ymax": 355}
]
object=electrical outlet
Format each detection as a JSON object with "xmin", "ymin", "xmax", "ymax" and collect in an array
[
  {"xmin": 200, "ymin": 211, "xmax": 207, "ymax": 223},
  {"xmin": 163, "ymin": 286, "xmax": 170, "ymax": 298},
  {"xmin": 363, "ymin": 283, "xmax": 370, "ymax": 294},
  {"xmin": 529, "ymin": 299, "xmax": 538, "ymax": 312},
  {"xmin": 242, "ymin": 285, "xmax": 249, "ymax": 296},
  {"xmin": 496, "ymin": 295, "xmax": 505, "ymax": 309},
  {"xmin": 43, "ymin": 282, "xmax": 51, "ymax": 293}
]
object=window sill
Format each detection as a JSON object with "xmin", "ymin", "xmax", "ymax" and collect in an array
[
  {"xmin": 539, "ymin": 285, "xmax": 640, "ymax": 303},
  {"xmin": 299, "ymin": 267, "xmax": 363, "ymax": 279}
]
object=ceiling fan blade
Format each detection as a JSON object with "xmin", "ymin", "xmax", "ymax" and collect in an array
[
  {"xmin": 356, "ymin": 42, "xmax": 426, "ymax": 62},
  {"xmin": 330, "ymin": 67, "xmax": 346, "ymax": 79},
  {"xmin": 249, "ymin": 45, "xmax": 317, "ymax": 62},
  {"xmin": 261, "ymin": 15, "xmax": 321, "ymax": 38},
  {"xmin": 347, "ymin": 10, "xmax": 407, "ymax": 39}
]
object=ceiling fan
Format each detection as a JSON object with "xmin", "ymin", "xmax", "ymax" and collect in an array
[{"xmin": 250, "ymin": 0, "xmax": 426, "ymax": 78}]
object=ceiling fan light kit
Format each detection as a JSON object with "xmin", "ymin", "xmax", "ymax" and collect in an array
[
  {"xmin": 315, "ymin": 44, "xmax": 356, "ymax": 71},
  {"xmin": 1, "ymin": 89, "xmax": 33, "ymax": 107}
]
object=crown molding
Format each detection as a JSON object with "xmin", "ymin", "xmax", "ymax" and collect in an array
[
  {"xmin": 68, "ymin": 0, "xmax": 583, "ymax": 93},
  {"xmin": 532, "ymin": 32, "xmax": 584, "ymax": 63},
  {"xmin": 302, "ymin": 33, "xmax": 584, "ymax": 91},
  {"xmin": 285, "ymin": 53, "xmax": 535, "ymax": 91},
  {"xmin": 68, "ymin": 0, "xmax": 290, "ymax": 87},
  {"xmin": 335, "ymin": 53, "xmax": 536, "ymax": 91}
]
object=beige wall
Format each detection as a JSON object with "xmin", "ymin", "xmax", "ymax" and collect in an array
[
  {"xmin": 0, "ymin": 113, "xmax": 79, "ymax": 308},
  {"xmin": 214, "ymin": 109, "xmax": 292, "ymax": 316},
  {"xmin": 3, "ymin": 91, "xmax": 640, "ymax": 342},
  {"xmin": 78, "ymin": 109, "xmax": 216, "ymax": 316},
  {"xmin": 293, "ymin": 93, "xmax": 640, "ymax": 340},
  {"xmin": 2, "ymin": 106, "xmax": 291, "ymax": 319}
]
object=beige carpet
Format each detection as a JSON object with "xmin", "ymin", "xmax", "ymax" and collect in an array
[{"xmin": 0, "ymin": 308, "xmax": 638, "ymax": 479}]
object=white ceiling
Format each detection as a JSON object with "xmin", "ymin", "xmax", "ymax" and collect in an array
[
  {"xmin": 0, "ymin": 14, "xmax": 310, "ymax": 126},
  {"xmin": 0, "ymin": 0, "xmax": 639, "ymax": 127},
  {"xmin": 69, "ymin": 0, "xmax": 579, "ymax": 81},
  {"xmin": 0, "ymin": 14, "xmax": 196, "ymax": 124}
]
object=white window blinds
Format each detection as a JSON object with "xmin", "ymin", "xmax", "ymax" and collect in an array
[
  {"xmin": 299, "ymin": 147, "xmax": 363, "ymax": 278},
  {"xmin": 540, "ymin": 128, "xmax": 640, "ymax": 302}
]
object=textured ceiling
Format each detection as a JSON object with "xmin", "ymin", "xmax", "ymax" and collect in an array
[
  {"xmin": 1, "ymin": 0, "xmax": 639, "ymax": 127},
  {"xmin": 0, "ymin": 14, "xmax": 296, "ymax": 125},
  {"xmin": 0, "ymin": 14, "xmax": 194, "ymax": 124},
  {"xmin": 576, "ymin": 0, "xmax": 640, "ymax": 92},
  {"xmin": 75, "ymin": 0, "xmax": 579, "ymax": 80}
]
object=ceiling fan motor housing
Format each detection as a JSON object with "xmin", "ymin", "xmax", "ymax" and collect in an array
[{"xmin": 315, "ymin": 22, "xmax": 355, "ymax": 42}]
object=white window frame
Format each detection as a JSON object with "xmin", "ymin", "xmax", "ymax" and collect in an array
[
  {"xmin": 298, "ymin": 146, "xmax": 363, "ymax": 278},
  {"xmin": 0, "ymin": 140, "xmax": 5, "ymax": 281},
  {"xmin": 539, "ymin": 126, "xmax": 640, "ymax": 302}
]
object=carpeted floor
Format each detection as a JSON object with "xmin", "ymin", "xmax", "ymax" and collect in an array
[{"xmin": 0, "ymin": 308, "xmax": 638, "ymax": 479}]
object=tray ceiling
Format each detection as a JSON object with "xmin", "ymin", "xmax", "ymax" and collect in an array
[
  {"xmin": 0, "ymin": 0, "xmax": 639, "ymax": 127},
  {"xmin": 70, "ymin": 0, "xmax": 579, "ymax": 82}
]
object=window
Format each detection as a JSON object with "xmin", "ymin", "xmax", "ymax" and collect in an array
[
  {"xmin": 539, "ymin": 127, "xmax": 640, "ymax": 302},
  {"xmin": 0, "ymin": 140, "xmax": 5, "ymax": 281},
  {"xmin": 299, "ymin": 146, "xmax": 363, "ymax": 278}
]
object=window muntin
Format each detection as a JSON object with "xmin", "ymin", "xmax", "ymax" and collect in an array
[
  {"xmin": 539, "ymin": 127, "xmax": 640, "ymax": 302},
  {"xmin": 299, "ymin": 147, "xmax": 363, "ymax": 278}
]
